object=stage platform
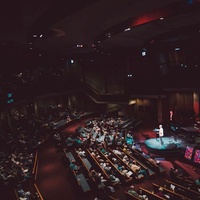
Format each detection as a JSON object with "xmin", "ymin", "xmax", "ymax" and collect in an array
[{"xmin": 145, "ymin": 136, "xmax": 184, "ymax": 155}]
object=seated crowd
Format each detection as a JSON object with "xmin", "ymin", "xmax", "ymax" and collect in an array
[
  {"xmin": 1, "ymin": 103, "xmax": 199, "ymax": 200},
  {"xmin": 0, "ymin": 104, "xmax": 87, "ymax": 200},
  {"xmin": 61, "ymin": 115, "xmax": 200, "ymax": 200}
]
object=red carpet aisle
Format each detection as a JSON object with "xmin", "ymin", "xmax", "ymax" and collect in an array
[
  {"xmin": 174, "ymin": 160, "xmax": 199, "ymax": 180},
  {"xmin": 36, "ymin": 137, "xmax": 74, "ymax": 200},
  {"xmin": 35, "ymin": 121, "xmax": 98, "ymax": 200}
]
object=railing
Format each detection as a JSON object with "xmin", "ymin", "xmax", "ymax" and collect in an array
[
  {"xmin": 32, "ymin": 150, "xmax": 39, "ymax": 181},
  {"xmin": 14, "ymin": 149, "xmax": 44, "ymax": 200},
  {"xmin": 84, "ymin": 79, "xmax": 105, "ymax": 95},
  {"xmin": 139, "ymin": 187, "xmax": 166, "ymax": 200},
  {"xmin": 34, "ymin": 184, "xmax": 44, "ymax": 200},
  {"xmin": 14, "ymin": 189, "xmax": 20, "ymax": 200},
  {"xmin": 82, "ymin": 80, "xmax": 130, "ymax": 104}
]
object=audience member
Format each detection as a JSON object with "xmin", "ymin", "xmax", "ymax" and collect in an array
[
  {"xmin": 109, "ymin": 174, "xmax": 120, "ymax": 184},
  {"xmin": 90, "ymin": 169, "xmax": 107, "ymax": 184},
  {"xmin": 69, "ymin": 159, "xmax": 80, "ymax": 171},
  {"xmin": 195, "ymin": 177, "xmax": 200, "ymax": 186},
  {"xmin": 156, "ymin": 187, "xmax": 166, "ymax": 198},
  {"xmin": 128, "ymin": 185, "xmax": 139, "ymax": 197},
  {"xmin": 76, "ymin": 148, "xmax": 86, "ymax": 157}
]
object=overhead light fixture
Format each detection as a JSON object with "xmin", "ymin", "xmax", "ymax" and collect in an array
[
  {"xmin": 106, "ymin": 33, "xmax": 111, "ymax": 37},
  {"xmin": 124, "ymin": 28, "xmax": 131, "ymax": 32},
  {"xmin": 141, "ymin": 48, "xmax": 147, "ymax": 56},
  {"xmin": 76, "ymin": 44, "xmax": 83, "ymax": 48},
  {"xmin": 129, "ymin": 100, "xmax": 136, "ymax": 105}
]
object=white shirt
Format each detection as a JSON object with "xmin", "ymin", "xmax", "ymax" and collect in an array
[{"xmin": 159, "ymin": 125, "xmax": 164, "ymax": 137}]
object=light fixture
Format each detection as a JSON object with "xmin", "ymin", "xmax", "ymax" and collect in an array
[{"xmin": 124, "ymin": 28, "xmax": 131, "ymax": 32}]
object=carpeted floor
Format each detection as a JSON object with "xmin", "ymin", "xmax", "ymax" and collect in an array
[{"xmin": 35, "ymin": 119, "xmax": 200, "ymax": 200}]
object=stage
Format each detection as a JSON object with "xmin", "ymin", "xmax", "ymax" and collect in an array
[{"xmin": 144, "ymin": 136, "xmax": 184, "ymax": 155}]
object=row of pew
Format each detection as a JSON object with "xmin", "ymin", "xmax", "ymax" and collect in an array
[
  {"xmin": 124, "ymin": 178, "xmax": 200, "ymax": 200},
  {"xmin": 112, "ymin": 146, "xmax": 155, "ymax": 179},
  {"xmin": 63, "ymin": 148, "xmax": 92, "ymax": 194},
  {"xmin": 97, "ymin": 146, "xmax": 135, "ymax": 184},
  {"xmin": 86, "ymin": 148, "xmax": 121, "ymax": 187},
  {"xmin": 130, "ymin": 147, "xmax": 166, "ymax": 175},
  {"xmin": 165, "ymin": 179, "xmax": 200, "ymax": 200},
  {"xmin": 125, "ymin": 187, "xmax": 166, "ymax": 200},
  {"xmin": 174, "ymin": 175, "xmax": 200, "ymax": 192},
  {"xmin": 63, "ymin": 147, "xmax": 122, "ymax": 199},
  {"xmin": 63, "ymin": 142, "xmax": 166, "ymax": 191},
  {"xmin": 73, "ymin": 122, "xmax": 166, "ymax": 180}
]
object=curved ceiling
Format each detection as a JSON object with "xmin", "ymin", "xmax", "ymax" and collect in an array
[{"xmin": 1, "ymin": 0, "xmax": 200, "ymax": 56}]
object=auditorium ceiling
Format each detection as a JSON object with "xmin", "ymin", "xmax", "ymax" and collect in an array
[{"xmin": 1, "ymin": 0, "xmax": 200, "ymax": 56}]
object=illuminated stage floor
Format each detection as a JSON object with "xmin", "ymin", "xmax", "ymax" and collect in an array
[{"xmin": 145, "ymin": 137, "xmax": 184, "ymax": 154}]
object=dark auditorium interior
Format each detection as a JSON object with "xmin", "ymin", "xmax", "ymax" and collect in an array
[{"xmin": 1, "ymin": 0, "xmax": 200, "ymax": 200}]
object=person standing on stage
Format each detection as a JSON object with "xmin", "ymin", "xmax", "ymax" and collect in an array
[{"xmin": 158, "ymin": 124, "xmax": 164, "ymax": 145}]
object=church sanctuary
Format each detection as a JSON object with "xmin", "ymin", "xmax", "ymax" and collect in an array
[{"xmin": 0, "ymin": 1, "xmax": 200, "ymax": 200}]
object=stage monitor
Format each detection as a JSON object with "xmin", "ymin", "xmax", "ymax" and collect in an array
[
  {"xmin": 184, "ymin": 146, "xmax": 194, "ymax": 160},
  {"xmin": 193, "ymin": 149, "xmax": 200, "ymax": 164}
]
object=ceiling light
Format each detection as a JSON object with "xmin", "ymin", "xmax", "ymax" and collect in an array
[
  {"xmin": 124, "ymin": 28, "xmax": 131, "ymax": 32},
  {"xmin": 76, "ymin": 44, "xmax": 83, "ymax": 48},
  {"xmin": 141, "ymin": 48, "xmax": 147, "ymax": 56}
]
